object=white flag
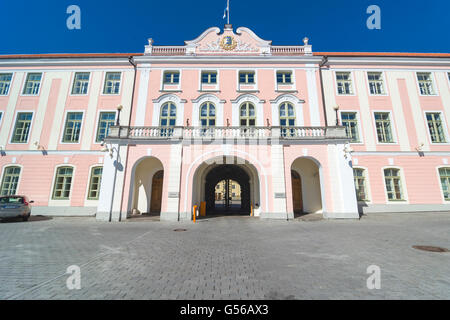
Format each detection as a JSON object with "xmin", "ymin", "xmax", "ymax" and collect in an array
[{"xmin": 223, "ymin": 0, "xmax": 229, "ymax": 20}]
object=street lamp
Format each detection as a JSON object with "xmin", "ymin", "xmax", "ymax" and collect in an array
[
  {"xmin": 333, "ymin": 105, "xmax": 340, "ymax": 126},
  {"xmin": 116, "ymin": 105, "xmax": 123, "ymax": 126}
]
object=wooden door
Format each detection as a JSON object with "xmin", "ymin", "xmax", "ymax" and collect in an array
[
  {"xmin": 150, "ymin": 171, "xmax": 163, "ymax": 213},
  {"xmin": 291, "ymin": 171, "xmax": 303, "ymax": 213}
]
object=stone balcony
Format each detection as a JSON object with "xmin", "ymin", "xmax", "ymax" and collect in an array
[{"xmin": 106, "ymin": 126, "xmax": 348, "ymax": 142}]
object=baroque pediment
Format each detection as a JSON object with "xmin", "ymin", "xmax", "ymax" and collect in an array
[{"xmin": 184, "ymin": 26, "xmax": 272, "ymax": 55}]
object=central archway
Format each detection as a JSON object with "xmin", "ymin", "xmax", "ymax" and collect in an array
[
  {"xmin": 190, "ymin": 155, "xmax": 262, "ymax": 217},
  {"xmin": 205, "ymin": 165, "xmax": 250, "ymax": 214}
]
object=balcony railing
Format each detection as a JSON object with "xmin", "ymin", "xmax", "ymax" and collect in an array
[{"xmin": 107, "ymin": 126, "xmax": 347, "ymax": 141}]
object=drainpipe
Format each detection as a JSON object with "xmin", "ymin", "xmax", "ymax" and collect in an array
[
  {"xmin": 117, "ymin": 56, "xmax": 138, "ymax": 222},
  {"xmin": 319, "ymin": 56, "xmax": 329, "ymax": 127}
]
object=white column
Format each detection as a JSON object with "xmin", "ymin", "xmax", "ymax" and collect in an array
[
  {"xmin": 306, "ymin": 66, "xmax": 321, "ymax": 126},
  {"xmin": 97, "ymin": 144, "xmax": 128, "ymax": 222},
  {"xmin": 135, "ymin": 66, "xmax": 150, "ymax": 126},
  {"xmin": 160, "ymin": 144, "xmax": 183, "ymax": 221},
  {"xmin": 325, "ymin": 143, "xmax": 359, "ymax": 219},
  {"xmin": 263, "ymin": 144, "xmax": 290, "ymax": 219}
]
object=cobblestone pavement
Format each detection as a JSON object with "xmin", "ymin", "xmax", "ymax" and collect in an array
[{"xmin": 0, "ymin": 212, "xmax": 449, "ymax": 300}]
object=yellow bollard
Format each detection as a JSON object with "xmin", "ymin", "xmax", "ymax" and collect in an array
[
  {"xmin": 250, "ymin": 202, "xmax": 253, "ymax": 217},
  {"xmin": 193, "ymin": 205, "xmax": 198, "ymax": 223}
]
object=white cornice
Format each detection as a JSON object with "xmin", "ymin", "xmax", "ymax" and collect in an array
[
  {"xmin": 323, "ymin": 56, "xmax": 450, "ymax": 67},
  {"xmin": 133, "ymin": 55, "xmax": 322, "ymax": 64},
  {"xmin": 0, "ymin": 58, "xmax": 133, "ymax": 68}
]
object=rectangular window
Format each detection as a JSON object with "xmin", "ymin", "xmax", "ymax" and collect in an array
[
  {"xmin": 374, "ymin": 112, "xmax": 394, "ymax": 143},
  {"xmin": 71, "ymin": 72, "xmax": 90, "ymax": 95},
  {"xmin": 439, "ymin": 168, "xmax": 450, "ymax": 201},
  {"xmin": 62, "ymin": 112, "xmax": 83, "ymax": 143},
  {"xmin": 11, "ymin": 112, "xmax": 33, "ymax": 143},
  {"xmin": 239, "ymin": 71, "xmax": 255, "ymax": 84},
  {"xmin": 368, "ymin": 72, "xmax": 385, "ymax": 95},
  {"xmin": 426, "ymin": 112, "xmax": 446, "ymax": 143},
  {"xmin": 0, "ymin": 73, "xmax": 13, "ymax": 95},
  {"xmin": 0, "ymin": 167, "xmax": 21, "ymax": 196},
  {"xmin": 96, "ymin": 112, "xmax": 116, "ymax": 143},
  {"xmin": 353, "ymin": 169, "xmax": 368, "ymax": 201},
  {"xmin": 336, "ymin": 72, "xmax": 353, "ymax": 95},
  {"xmin": 87, "ymin": 167, "xmax": 103, "ymax": 200},
  {"xmin": 163, "ymin": 71, "xmax": 180, "ymax": 84},
  {"xmin": 384, "ymin": 168, "xmax": 404, "ymax": 201},
  {"xmin": 22, "ymin": 73, "xmax": 42, "ymax": 95},
  {"xmin": 201, "ymin": 71, "xmax": 217, "ymax": 84},
  {"xmin": 103, "ymin": 72, "xmax": 121, "ymax": 94},
  {"xmin": 277, "ymin": 71, "xmax": 292, "ymax": 84},
  {"xmin": 341, "ymin": 112, "xmax": 360, "ymax": 142},
  {"xmin": 417, "ymin": 72, "xmax": 435, "ymax": 95},
  {"xmin": 52, "ymin": 167, "xmax": 73, "ymax": 200},
  {"xmin": 0, "ymin": 112, "xmax": 3, "ymax": 124}
]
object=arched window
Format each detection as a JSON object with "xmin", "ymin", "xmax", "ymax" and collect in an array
[
  {"xmin": 0, "ymin": 166, "xmax": 21, "ymax": 196},
  {"xmin": 439, "ymin": 167, "xmax": 450, "ymax": 200},
  {"xmin": 353, "ymin": 168, "xmax": 368, "ymax": 201},
  {"xmin": 240, "ymin": 102, "xmax": 256, "ymax": 126},
  {"xmin": 279, "ymin": 102, "xmax": 296, "ymax": 137},
  {"xmin": 384, "ymin": 168, "xmax": 404, "ymax": 201},
  {"xmin": 52, "ymin": 166, "xmax": 74, "ymax": 200},
  {"xmin": 200, "ymin": 102, "xmax": 216, "ymax": 127},
  {"xmin": 160, "ymin": 102, "xmax": 176, "ymax": 137},
  {"xmin": 87, "ymin": 167, "xmax": 103, "ymax": 200}
]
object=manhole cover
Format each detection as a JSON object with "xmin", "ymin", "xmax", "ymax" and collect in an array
[
  {"xmin": 412, "ymin": 245, "xmax": 449, "ymax": 253},
  {"xmin": 173, "ymin": 229, "xmax": 187, "ymax": 232}
]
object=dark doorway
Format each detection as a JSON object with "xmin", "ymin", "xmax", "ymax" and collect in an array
[
  {"xmin": 291, "ymin": 170, "xmax": 303, "ymax": 214},
  {"xmin": 205, "ymin": 165, "xmax": 250, "ymax": 215},
  {"xmin": 150, "ymin": 170, "xmax": 163, "ymax": 214}
]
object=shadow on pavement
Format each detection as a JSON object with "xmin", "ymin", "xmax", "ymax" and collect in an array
[{"xmin": 0, "ymin": 215, "xmax": 53, "ymax": 224}]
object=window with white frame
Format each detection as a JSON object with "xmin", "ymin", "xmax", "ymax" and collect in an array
[
  {"xmin": 200, "ymin": 102, "xmax": 216, "ymax": 127},
  {"xmin": 0, "ymin": 112, "xmax": 3, "ymax": 124},
  {"xmin": 201, "ymin": 71, "xmax": 217, "ymax": 84},
  {"xmin": 163, "ymin": 71, "xmax": 180, "ymax": 84},
  {"xmin": 374, "ymin": 112, "xmax": 394, "ymax": 143},
  {"xmin": 384, "ymin": 168, "xmax": 404, "ymax": 201},
  {"xmin": 336, "ymin": 72, "xmax": 353, "ymax": 95},
  {"xmin": 239, "ymin": 71, "xmax": 255, "ymax": 84},
  {"xmin": 341, "ymin": 112, "xmax": 360, "ymax": 142},
  {"xmin": 439, "ymin": 167, "xmax": 450, "ymax": 201},
  {"xmin": 62, "ymin": 112, "xmax": 83, "ymax": 143},
  {"xmin": 0, "ymin": 166, "xmax": 21, "ymax": 196},
  {"xmin": 279, "ymin": 102, "xmax": 296, "ymax": 137},
  {"xmin": 240, "ymin": 102, "xmax": 256, "ymax": 126},
  {"xmin": 103, "ymin": 72, "xmax": 121, "ymax": 94},
  {"xmin": 11, "ymin": 112, "xmax": 33, "ymax": 143},
  {"xmin": 0, "ymin": 73, "xmax": 12, "ymax": 95},
  {"xmin": 367, "ymin": 72, "xmax": 385, "ymax": 95},
  {"xmin": 417, "ymin": 72, "xmax": 435, "ymax": 95},
  {"xmin": 160, "ymin": 102, "xmax": 176, "ymax": 137},
  {"xmin": 95, "ymin": 112, "xmax": 116, "ymax": 143},
  {"xmin": 71, "ymin": 72, "xmax": 90, "ymax": 95},
  {"xmin": 87, "ymin": 167, "xmax": 103, "ymax": 200},
  {"xmin": 353, "ymin": 168, "xmax": 368, "ymax": 201},
  {"xmin": 276, "ymin": 71, "xmax": 292, "ymax": 84},
  {"xmin": 426, "ymin": 112, "xmax": 446, "ymax": 143},
  {"xmin": 22, "ymin": 73, "xmax": 42, "ymax": 95},
  {"xmin": 52, "ymin": 167, "xmax": 73, "ymax": 200}
]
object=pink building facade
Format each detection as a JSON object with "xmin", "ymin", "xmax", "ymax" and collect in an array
[{"xmin": 0, "ymin": 25, "xmax": 449, "ymax": 221}]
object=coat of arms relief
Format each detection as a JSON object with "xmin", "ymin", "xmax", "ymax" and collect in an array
[{"xmin": 199, "ymin": 36, "xmax": 259, "ymax": 53}]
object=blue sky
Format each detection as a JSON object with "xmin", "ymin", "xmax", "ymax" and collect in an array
[{"xmin": 0, "ymin": 0, "xmax": 449, "ymax": 54}]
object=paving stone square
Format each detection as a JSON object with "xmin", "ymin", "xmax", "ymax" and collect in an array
[{"xmin": 0, "ymin": 212, "xmax": 449, "ymax": 300}]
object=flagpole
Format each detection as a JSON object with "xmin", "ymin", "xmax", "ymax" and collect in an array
[{"xmin": 227, "ymin": 0, "xmax": 230, "ymax": 24}]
